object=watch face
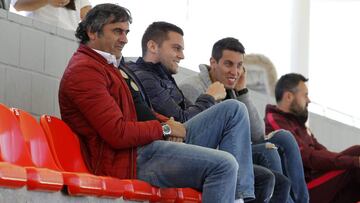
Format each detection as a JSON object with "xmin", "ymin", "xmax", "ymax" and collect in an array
[{"xmin": 162, "ymin": 124, "xmax": 171, "ymax": 135}]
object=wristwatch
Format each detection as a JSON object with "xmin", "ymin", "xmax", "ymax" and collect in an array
[{"xmin": 161, "ymin": 123, "xmax": 172, "ymax": 139}]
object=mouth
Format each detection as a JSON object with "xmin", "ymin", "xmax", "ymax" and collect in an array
[{"xmin": 226, "ymin": 77, "xmax": 237, "ymax": 84}]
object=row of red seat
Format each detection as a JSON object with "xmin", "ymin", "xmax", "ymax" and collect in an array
[{"xmin": 0, "ymin": 103, "xmax": 201, "ymax": 202}]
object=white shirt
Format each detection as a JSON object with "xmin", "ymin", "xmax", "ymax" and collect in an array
[
  {"xmin": 93, "ymin": 49, "xmax": 121, "ymax": 68},
  {"xmin": 11, "ymin": 0, "xmax": 91, "ymax": 30}
]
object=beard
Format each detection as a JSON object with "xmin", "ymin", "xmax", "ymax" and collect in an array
[{"xmin": 289, "ymin": 101, "xmax": 309, "ymax": 124}]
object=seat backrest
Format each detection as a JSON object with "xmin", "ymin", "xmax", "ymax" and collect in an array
[
  {"xmin": 39, "ymin": 115, "xmax": 90, "ymax": 173},
  {"xmin": 0, "ymin": 103, "xmax": 34, "ymax": 166},
  {"xmin": 244, "ymin": 53, "xmax": 278, "ymax": 97},
  {"xmin": 11, "ymin": 108, "xmax": 62, "ymax": 171}
]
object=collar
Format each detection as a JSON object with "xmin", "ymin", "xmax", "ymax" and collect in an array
[
  {"xmin": 92, "ymin": 49, "xmax": 121, "ymax": 67},
  {"xmin": 136, "ymin": 57, "xmax": 172, "ymax": 78},
  {"xmin": 198, "ymin": 64, "xmax": 213, "ymax": 88}
]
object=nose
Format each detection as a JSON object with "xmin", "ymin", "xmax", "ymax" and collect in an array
[
  {"xmin": 229, "ymin": 66, "xmax": 237, "ymax": 75},
  {"xmin": 178, "ymin": 50, "xmax": 184, "ymax": 60},
  {"xmin": 119, "ymin": 32, "xmax": 128, "ymax": 44}
]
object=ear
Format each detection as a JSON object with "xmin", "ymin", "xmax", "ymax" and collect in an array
[
  {"xmin": 87, "ymin": 30, "xmax": 97, "ymax": 41},
  {"xmin": 147, "ymin": 40, "xmax": 159, "ymax": 54},
  {"xmin": 210, "ymin": 57, "xmax": 217, "ymax": 68},
  {"xmin": 283, "ymin": 91, "xmax": 294, "ymax": 103}
]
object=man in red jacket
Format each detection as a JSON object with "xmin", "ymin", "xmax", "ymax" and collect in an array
[
  {"xmin": 264, "ymin": 73, "xmax": 360, "ymax": 203},
  {"xmin": 59, "ymin": 3, "xmax": 255, "ymax": 202}
]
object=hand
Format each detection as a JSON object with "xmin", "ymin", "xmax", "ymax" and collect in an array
[
  {"xmin": 206, "ymin": 81, "xmax": 226, "ymax": 100},
  {"xmin": 235, "ymin": 66, "xmax": 247, "ymax": 91},
  {"xmin": 165, "ymin": 117, "xmax": 186, "ymax": 142},
  {"xmin": 49, "ymin": 0, "xmax": 70, "ymax": 7}
]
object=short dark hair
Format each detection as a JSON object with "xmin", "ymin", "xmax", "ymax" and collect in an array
[
  {"xmin": 75, "ymin": 3, "xmax": 132, "ymax": 44},
  {"xmin": 211, "ymin": 37, "xmax": 245, "ymax": 62},
  {"xmin": 141, "ymin": 21, "xmax": 184, "ymax": 56},
  {"xmin": 275, "ymin": 73, "xmax": 309, "ymax": 103}
]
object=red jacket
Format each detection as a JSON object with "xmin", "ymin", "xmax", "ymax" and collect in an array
[
  {"xmin": 59, "ymin": 44, "xmax": 163, "ymax": 179},
  {"xmin": 265, "ymin": 104, "xmax": 359, "ymax": 181}
]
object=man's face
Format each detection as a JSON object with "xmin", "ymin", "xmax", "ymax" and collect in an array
[
  {"xmin": 91, "ymin": 21, "xmax": 129, "ymax": 58},
  {"xmin": 156, "ymin": 31, "xmax": 184, "ymax": 74},
  {"xmin": 289, "ymin": 81, "xmax": 311, "ymax": 118},
  {"xmin": 210, "ymin": 50, "xmax": 244, "ymax": 89}
]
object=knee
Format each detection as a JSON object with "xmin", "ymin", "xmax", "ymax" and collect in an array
[
  {"xmin": 271, "ymin": 130, "xmax": 297, "ymax": 145},
  {"xmin": 222, "ymin": 99, "xmax": 247, "ymax": 111},
  {"xmin": 257, "ymin": 167, "xmax": 276, "ymax": 189},
  {"xmin": 218, "ymin": 151, "xmax": 239, "ymax": 175}
]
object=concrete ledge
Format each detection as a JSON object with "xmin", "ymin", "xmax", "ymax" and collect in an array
[
  {"xmin": 0, "ymin": 8, "xmax": 7, "ymax": 19},
  {"xmin": 33, "ymin": 18, "xmax": 57, "ymax": 34},
  {"xmin": 0, "ymin": 187, "xmax": 138, "ymax": 203},
  {"xmin": 7, "ymin": 11, "xmax": 32, "ymax": 26}
]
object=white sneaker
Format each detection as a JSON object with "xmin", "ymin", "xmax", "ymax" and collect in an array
[{"xmin": 234, "ymin": 199, "xmax": 244, "ymax": 203}]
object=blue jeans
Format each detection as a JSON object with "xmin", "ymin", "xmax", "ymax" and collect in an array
[
  {"xmin": 137, "ymin": 100, "xmax": 254, "ymax": 202},
  {"xmin": 252, "ymin": 143, "xmax": 291, "ymax": 203},
  {"xmin": 266, "ymin": 130, "xmax": 309, "ymax": 203}
]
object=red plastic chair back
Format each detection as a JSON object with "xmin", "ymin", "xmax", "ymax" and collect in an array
[
  {"xmin": 11, "ymin": 108, "xmax": 61, "ymax": 171},
  {"xmin": 39, "ymin": 115, "xmax": 90, "ymax": 173},
  {"xmin": 0, "ymin": 103, "xmax": 34, "ymax": 166},
  {"xmin": 0, "ymin": 104, "xmax": 63, "ymax": 191}
]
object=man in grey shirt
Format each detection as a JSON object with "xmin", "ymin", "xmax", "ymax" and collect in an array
[{"xmin": 179, "ymin": 37, "xmax": 309, "ymax": 203}]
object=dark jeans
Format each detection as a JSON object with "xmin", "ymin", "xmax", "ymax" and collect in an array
[
  {"xmin": 252, "ymin": 143, "xmax": 291, "ymax": 203},
  {"xmin": 250, "ymin": 165, "xmax": 274, "ymax": 203},
  {"xmin": 250, "ymin": 165, "xmax": 291, "ymax": 203}
]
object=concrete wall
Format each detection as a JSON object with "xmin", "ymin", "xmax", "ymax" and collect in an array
[{"xmin": 0, "ymin": 9, "xmax": 78, "ymax": 118}]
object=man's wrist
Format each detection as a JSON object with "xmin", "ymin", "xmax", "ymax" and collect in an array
[
  {"xmin": 236, "ymin": 88, "xmax": 248, "ymax": 96},
  {"xmin": 161, "ymin": 123, "xmax": 171, "ymax": 139}
]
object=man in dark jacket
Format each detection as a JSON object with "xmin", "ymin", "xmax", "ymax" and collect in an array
[
  {"xmin": 59, "ymin": 4, "xmax": 255, "ymax": 203},
  {"xmin": 265, "ymin": 73, "xmax": 360, "ymax": 203},
  {"xmin": 128, "ymin": 22, "xmax": 290, "ymax": 203}
]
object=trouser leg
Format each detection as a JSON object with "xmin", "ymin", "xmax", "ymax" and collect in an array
[
  {"xmin": 267, "ymin": 130, "xmax": 309, "ymax": 203},
  {"xmin": 184, "ymin": 99, "xmax": 255, "ymax": 200},
  {"xmin": 137, "ymin": 140, "xmax": 238, "ymax": 203}
]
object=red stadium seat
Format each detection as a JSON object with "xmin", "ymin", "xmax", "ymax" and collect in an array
[
  {"xmin": 40, "ymin": 115, "xmax": 161, "ymax": 201},
  {"xmin": 0, "ymin": 161, "xmax": 27, "ymax": 188},
  {"xmin": 11, "ymin": 107, "xmax": 104, "ymax": 196},
  {"xmin": 0, "ymin": 103, "xmax": 63, "ymax": 191}
]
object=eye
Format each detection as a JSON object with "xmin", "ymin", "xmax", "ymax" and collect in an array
[{"xmin": 224, "ymin": 61, "xmax": 232, "ymax": 67}]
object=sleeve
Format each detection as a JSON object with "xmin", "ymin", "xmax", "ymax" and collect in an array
[
  {"xmin": 265, "ymin": 112, "xmax": 359, "ymax": 170},
  {"xmin": 310, "ymin": 133, "xmax": 327, "ymax": 150},
  {"xmin": 140, "ymin": 74, "xmax": 215, "ymax": 123},
  {"xmin": 236, "ymin": 91, "xmax": 265, "ymax": 143},
  {"xmin": 154, "ymin": 112, "xmax": 169, "ymax": 123},
  {"xmin": 178, "ymin": 81, "xmax": 204, "ymax": 104},
  {"xmin": 10, "ymin": 0, "xmax": 18, "ymax": 6},
  {"xmin": 64, "ymin": 63, "xmax": 163, "ymax": 149},
  {"xmin": 79, "ymin": 0, "xmax": 91, "ymax": 8}
]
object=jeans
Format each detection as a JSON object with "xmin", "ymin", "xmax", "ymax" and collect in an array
[
  {"xmin": 252, "ymin": 143, "xmax": 291, "ymax": 203},
  {"xmin": 137, "ymin": 99, "xmax": 254, "ymax": 202},
  {"xmin": 250, "ymin": 165, "xmax": 275, "ymax": 203},
  {"xmin": 270, "ymin": 171, "xmax": 291, "ymax": 203},
  {"xmin": 267, "ymin": 130, "xmax": 309, "ymax": 203}
]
